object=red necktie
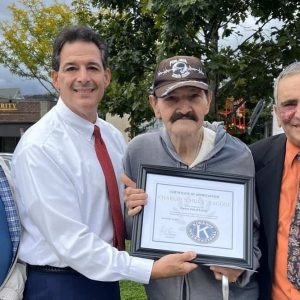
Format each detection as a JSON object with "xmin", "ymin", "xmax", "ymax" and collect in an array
[{"xmin": 94, "ymin": 125, "xmax": 125, "ymax": 251}]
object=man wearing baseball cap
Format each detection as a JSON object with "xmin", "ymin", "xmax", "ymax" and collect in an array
[{"xmin": 122, "ymin": 56, "xmax": 261, "ymax": 299}]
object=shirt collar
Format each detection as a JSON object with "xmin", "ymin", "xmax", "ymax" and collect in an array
[
  {"xmin": 55, "ymin": 98, "xmax": 97, "ymax": 141},
  {"xmin": 285, "ymin": 139, "xmax": 300, "ymax": 168}
]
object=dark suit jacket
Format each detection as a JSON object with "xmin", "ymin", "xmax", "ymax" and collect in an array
[{"xmin": 250, "ymin": 133, "xmax": 286, "ymax": 300}]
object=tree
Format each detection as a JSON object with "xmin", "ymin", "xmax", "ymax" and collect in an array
[
  {"xmin": 91, "ymin": 1, "xmax": 160, "ymax": 137},
  {"xmin": 91, "ymin": 0, "xmax": 300, "ymax": 140},
  {"xmin": 0, "ymin": 0, "xmax": 75, "ymax": 96},
  {"xmin": 2, "ymin": 0, "xmax": 300, "ymax": 140}
]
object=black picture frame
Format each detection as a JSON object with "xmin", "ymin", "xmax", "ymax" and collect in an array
[{"xmin": 130, "ymin": 164, "xmax": 254, "ymax": 269}]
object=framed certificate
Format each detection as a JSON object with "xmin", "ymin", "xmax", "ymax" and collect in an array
[{"xmin": 130, "ymin": 164, "xmax": 254, "ymax": 269}]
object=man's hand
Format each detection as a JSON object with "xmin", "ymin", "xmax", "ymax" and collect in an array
[
  {"xmin": 151, "ymin": 252, "xmax": 198, "ymax": 279},
  {"xmin": 122, "ymin": 174, "xmax": 198, "ymax": 278},
  {"xmin": 122, "ymin": 174, "xmax": 148, "ymax": 216},
  {"xmin": 209, "ymin": 265, "xmax": 244, "ymax": 283}
]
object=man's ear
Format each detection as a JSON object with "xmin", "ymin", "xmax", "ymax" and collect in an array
[
  {"xmin": 149, "ymin": 95, "xmax": 161, "ymax": 119},
  {"xmin": 51, "ymin": 70, "xmax": 59, "ymax": 90},
  {"xmin": 103, "ymin": 68, "xmax": 111, "ymax": 89},
  {"xmin": 274, "ymin": 105, "xmax": 282, "ymax": 127},
  {"xmin": 204, "ymin": 90, "xmax": 212, "ymax": 115}
]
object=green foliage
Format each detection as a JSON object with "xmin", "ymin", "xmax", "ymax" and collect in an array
[
  {"xmin": 2, "ymin": 0, "xmax": 300, "ymax": 140},
  {"xmin": 72, "ymin": 0, "xmax": 97, "ymax": 25},
  {"xmin": 92, "ymin": 0, "xmax": 300, "ymax": 140},
  {"xmin": 92, "ymin": 2, "xmax": 160, "ymax": 137}
]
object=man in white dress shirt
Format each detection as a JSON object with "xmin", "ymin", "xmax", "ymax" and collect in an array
[{"xmin": 11, "ymin": 25, "xmax": 197, "ymax": 300}]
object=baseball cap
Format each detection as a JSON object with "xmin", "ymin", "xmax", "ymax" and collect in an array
[{"xmin": 152, "ymin": 56, "xmax": 208, "ymax": 98}]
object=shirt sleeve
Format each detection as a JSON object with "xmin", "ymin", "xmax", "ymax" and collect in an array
[{"xmin": 12, "ymin": 144, "xmax": 153, "ymax": 283}]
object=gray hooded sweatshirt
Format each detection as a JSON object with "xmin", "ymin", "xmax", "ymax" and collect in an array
[{"xmin": 124, "ymin": 121, "xmax": 260, "ymax": 300}]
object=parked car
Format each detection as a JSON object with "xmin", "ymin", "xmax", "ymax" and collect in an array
[{"xmin": 0, "ymin": 153, "xmax": 13, "ymax": 170}]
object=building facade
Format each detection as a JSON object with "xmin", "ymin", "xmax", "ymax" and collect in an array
[
  {"xmin": 0, "ymin": 88, "xmax": 56, "ymax": 152},
  {"xmin": 0, "ymin": 88, "xmax": 138, "ymax": 153}
]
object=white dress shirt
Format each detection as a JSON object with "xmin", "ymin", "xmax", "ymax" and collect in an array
[{"xmin": 11, "ymin": 98, "xmax": 153, "ymax": 283}]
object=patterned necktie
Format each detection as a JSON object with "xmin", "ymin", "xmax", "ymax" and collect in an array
[
  {"xmin": 287, "ymin": 153, "xmax": 300, "ymax": 290},
  {"xmin": 94, "ymin": 125, "xmax": 125, "ymax": 251}
]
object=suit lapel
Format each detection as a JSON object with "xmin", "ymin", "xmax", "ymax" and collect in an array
[{"xmin": 256, "ymin": 134, "xmax": 286, "ymax": 268}]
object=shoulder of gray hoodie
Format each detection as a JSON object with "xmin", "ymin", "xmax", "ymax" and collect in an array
[{"xmin": 124, "ymin": 121, "xmax": 255, "ymax": 182}]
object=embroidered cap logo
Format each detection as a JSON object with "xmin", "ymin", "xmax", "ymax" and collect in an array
[{"xmin": 171, "ymin": 59, "xmax": 190, "ymax": 78}]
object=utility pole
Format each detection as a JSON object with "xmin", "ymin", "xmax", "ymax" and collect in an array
[{"xmin": 247, "ymin": 99, "xmax": 265, "ymax": 135}]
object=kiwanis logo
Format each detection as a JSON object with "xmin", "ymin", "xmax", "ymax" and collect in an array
[{"xmin": 186, "ymin": 220, "xmax": 219, "ymax": 244}]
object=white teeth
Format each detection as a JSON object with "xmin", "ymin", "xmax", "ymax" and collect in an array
[{"xmin": 74, "ymin": 88, "xmax": 93, "ymax": 92}]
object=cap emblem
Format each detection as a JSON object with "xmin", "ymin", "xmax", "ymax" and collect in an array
[{"xmin": 157, "ymin": 58, "xmax": 204, "ymax": 80}]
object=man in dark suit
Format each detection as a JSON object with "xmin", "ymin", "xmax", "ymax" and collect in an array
[{"xmin": 250, "ymin": 61, "xmax": 300, "ymax": 300}]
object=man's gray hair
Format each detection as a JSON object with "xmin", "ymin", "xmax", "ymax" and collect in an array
[{"xmin": 274, "ymin": 61, "xmax": 300, "ymax": 104}]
